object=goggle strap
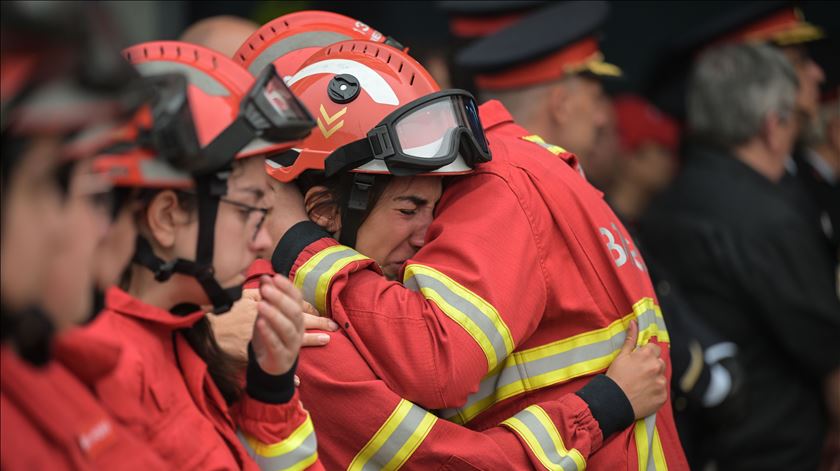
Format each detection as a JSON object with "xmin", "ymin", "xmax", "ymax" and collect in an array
[
  {"xmin": 324, "ymin": 138, "xmax": 376, "ymax": 178},
  {"xmin": 338, "ymin": 173, "xmax": 375, "ymax": 248},
  {"xmin": 200, "ymin": 117, "xmax": 252, "ymax": 174}
]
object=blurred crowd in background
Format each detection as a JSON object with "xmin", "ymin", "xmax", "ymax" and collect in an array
[{"xmin": 2, "ymin": 1, "xmax": 839, "ymax": 470}]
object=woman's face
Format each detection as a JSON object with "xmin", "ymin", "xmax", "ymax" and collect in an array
[
  {"xmin": 42, "ymin": 159, "xmax": 114, "ymax": 329},
  {"xmin": 0, "ymin": 137, "xmax": 65, "ymax": 311},
  {"xmin": 354, "ymin": 176, "xmax": 442, "ymax": 280},
  {"xmin": 213, "ymin": 157, "xmax": 274, "ymax": 288},
  {"xmin": 93, "ymin": 196, "xmax": 139, "ymax": 291}
]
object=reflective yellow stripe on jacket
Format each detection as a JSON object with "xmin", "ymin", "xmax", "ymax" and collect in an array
[
  {"xmin": 502, "ymin": 405, "xmax": 586, "ymax": 471},
  {"xmin": 237, "ymin": 414, "xmax": 318, "ymax": 471},
  {"xmin": 440, "ymin": 298, "xmax": 670, "ymax": 425},
  {"xmin": 634, "ymin": 414, "xmax": 668, "ymax": 471},
  {"xmin": 522, "ymin": 135, "xmax": 567, "ymax": 155},
  {"xmin": 403, "ymin": 264, "xmax": 515, "ymax": 373},
  {"xmin": 349, "ymin": 399, "xmax": 437, "ymax": 471},
  {"xmin": 293, "ymin": 245, "xmax": 370, "ymax": 315}
]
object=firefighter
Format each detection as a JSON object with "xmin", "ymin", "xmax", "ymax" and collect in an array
[
  {"xmin": 255, "ymin": 4, "xmax": 688, "ymax": 467},
  {"xmin": 76, "ymin": 41, "xmax": 324, "ymax": 470},
  {"xmin": 455, "ymin": 1, "xmax": 619, "ymax": 167},
  {"xmin": 0, "ymin": 2, "xmax": 168, "ymax": 468},
  {"xmin": 235, "ymin": 25, "xmax": 676, "ymax": 466}
]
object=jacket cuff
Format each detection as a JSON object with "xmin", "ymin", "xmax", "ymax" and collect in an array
[
  {"xmin": 271, "ymin": 221, "xmax": 331, "ymax": 277},
  {"xmin": 575, "ymin": 374, "xmax": 635, "ymax": 440},
  {"xmin": 245, "ymin": 343, "xmax": 297, "ymax": 404}
]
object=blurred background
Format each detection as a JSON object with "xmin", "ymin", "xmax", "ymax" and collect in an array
[{"xmin": 101, "ymin": 0, "xmax": 840, "ymax": 96}]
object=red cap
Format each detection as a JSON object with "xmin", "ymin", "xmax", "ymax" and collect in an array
[
  {"xmin": 613, "ymin": 95, "xmax": 680, "ymax": 155},
  {"xmin": 716, "ymin": 7, "xmax": 823, "ymax": 47},
  {"xmin": 474, "ymin": 36, "xmax": 620, "ymax": 90},
  {"xmin": 448, "ymin": 12, "xmax": 527, "ymax": 39}
]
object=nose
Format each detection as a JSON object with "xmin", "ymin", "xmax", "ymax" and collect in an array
[
  {"xmin": 250, "ymin": 221, "xmax": 273, "ymax": 255},
  {"xmin": 808, "ymin": 58, "xmax": 825, "ymax": 83},
  {"xmin": 409, "ymin": 212, "xmax": 433, "ymax": 249}
]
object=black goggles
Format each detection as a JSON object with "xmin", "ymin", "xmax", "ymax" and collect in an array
[
  {"xmin": 143, "ymin": 64, "xmax": 315, "ymax": 176},
  {"xmin": 324, "ymin": 89, "xmax": 491, "ymax": 178}
]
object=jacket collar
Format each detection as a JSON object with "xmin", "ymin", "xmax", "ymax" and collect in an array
[
  {"xmin": 52, "ymin": 328, "xmax": 122, "ymax": 386},
  {"xmin": 478, "ymin": 100, "xmax": 515, "ymax": 130},
  {"xmin": 104, "ymin": 286, "xmax": 206, "ymax": 330}
]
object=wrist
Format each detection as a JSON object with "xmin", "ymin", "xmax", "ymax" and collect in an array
[
  {"xmin": 271, "ymin": 221, "xmax": 331, "ymax": 276},
  {"xmin": 245, "ymin": 342, "xmax": 297, "ymax": 404},
  {"xmin": 575, "ymin": 374, "xmax": 635, "ymax": 439}
]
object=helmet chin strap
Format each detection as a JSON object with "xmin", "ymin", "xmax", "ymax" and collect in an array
[
  {"xmin": 338, "ymin": 173, "xmax": 376, "ymax": 248},
  {"xmin": 132, "ymin": 169, "xmax": 242, "ymax": 314},
  {"xmin": 0, "ymin": 304, "xmax": 55, "ymax": 366}
]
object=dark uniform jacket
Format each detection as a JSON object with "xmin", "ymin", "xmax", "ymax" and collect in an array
[{"xmin": 639, "ymin": 146, "xmax": 840, "ymax": 470}]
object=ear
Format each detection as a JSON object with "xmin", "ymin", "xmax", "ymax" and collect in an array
[
  {"xmin": 144, "ymin": 190, "xmax": 182, "ymax": 251},
  {"xmin": 548, "ymin": 80, "xmax": 571, "ymax": 127},
  {"xmin": 761, "ymin": 112, "xmax": 783, "ymax": 152},
  {"xmin": 304, "ymin": 186, "xmax": 340, "ymax": 233}
]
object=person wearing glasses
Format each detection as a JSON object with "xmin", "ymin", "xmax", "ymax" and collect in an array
[
  {"xmin": 259, "ymin": 3, "xmax": 689, "ymax": 469},
  {"xmin": 76, "ymin": 41, "xmax": 324, "ymax": 470},
  {"xmin": 224, "ymin": 23, "xmax": 675, "ymax": 466}
]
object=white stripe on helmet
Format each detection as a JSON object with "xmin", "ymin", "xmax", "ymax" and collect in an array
[{"xmin": 287, "ymin": 59, "xmax": 399, "ymax": 106}]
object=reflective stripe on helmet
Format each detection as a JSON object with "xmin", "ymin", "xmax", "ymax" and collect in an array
[{"xmin": 288, "ymin": 59, "xmax": 399, "ymax": 106}]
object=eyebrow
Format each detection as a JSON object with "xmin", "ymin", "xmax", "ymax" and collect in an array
[
  {"xmin": 231, "ymin": 186, "xmax": 266, "ymax": 202},
  {"xmin": 393, "ymin": 195, "xmax": 430, "ymax": 206}
]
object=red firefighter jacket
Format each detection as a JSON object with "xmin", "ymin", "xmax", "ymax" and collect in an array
[
  {"xmin": 0, "ymin": 339, "xmax": 166, "ymax": 470},
  {"xmin": 81, "ymin": 287, "xmax": 322, "ymax": 471},
  {"xmin": 298, "ymin": 329, "xmax": 606, "ymax": 470},
  {"xmin": 271, "ymin": 100, "xmax": 688, "ymax": 470}
]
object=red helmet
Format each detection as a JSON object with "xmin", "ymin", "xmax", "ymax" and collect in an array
[
  {"xmin": 95, "ymin": 40, "xmax": 315, "ymax": 188},
  {"xmin": 1, "ymin": 2, "xmax": 143, "ymax": 154},
  {"xmin": 267, "ymin": 40, "xmax": 489, "ymax": 182},
  {"xmin": 94, "ymin": 41, "xmax": 316, "ymax": 314},
  {"xmin": 235, "ymin": 11, "xmax": 392, "ymax": 79}
]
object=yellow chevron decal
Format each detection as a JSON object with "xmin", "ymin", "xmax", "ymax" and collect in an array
[{"xmin": 317, "ymin": 104, "xmax": 347, "ymax": 138}]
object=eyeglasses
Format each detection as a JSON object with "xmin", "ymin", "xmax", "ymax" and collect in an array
[
  {"xmin": 218, "ymin": 196, "xmax": 270, "ymax": 242},
  {"xmin": 177, "ymin": 190, "xmax": 270, "ymax": 241}
]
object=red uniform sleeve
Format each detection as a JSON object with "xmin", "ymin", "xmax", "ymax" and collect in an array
[
  {"xmin": 298, "ymin": 332, "xmax": 603, "ymax": 471},
  {"xmin": 233, "ymin": 392, "xmax": 323, "ymax": 471},
  {"xmin": 275, "ymin": 173, "xmax": 548, "ymax": 410}
]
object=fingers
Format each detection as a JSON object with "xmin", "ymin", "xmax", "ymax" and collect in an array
[
  {"xmin": 619, "ymin": 320, "xmax": 639, "ymax": 356},
  {"xmin": 259, "ymin": 278, "xmax": 304, "ymax": 332},
  {"xmin": 257, "ymin": 299, "xmax": 301, "ymax": 347},
  {"xmin": 262, "ymin": 275, "xmax": 302, "ymax": 305},
  {"xmin": 303, "ymin": 312, "xmax": 339, "ymax": 331},
  {"xmin": 302, "ymin": 332, "xmax": 331, "ymax": 347},
  {"xmin": 301, "ymin": 300, "xmax": 320, "ymax": 316},
  {"xmin": 253, "ymin": 316, "xmax": 281, "ymax": 354},
  {"xmin": 300, "ymin": 313, "xmax": 337, "ymax": 347}
]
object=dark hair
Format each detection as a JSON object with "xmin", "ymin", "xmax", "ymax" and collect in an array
[
  {"xmin": 122, "ymin": 188, "xmax": 246, "ymax": 404},
  {"xmin": 181, "ymin": 316, "xmax": 246, "ymax": 404},
  {"xmin": 296, "ymin": 170, "xmax": 395, "ymax": 232}
]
